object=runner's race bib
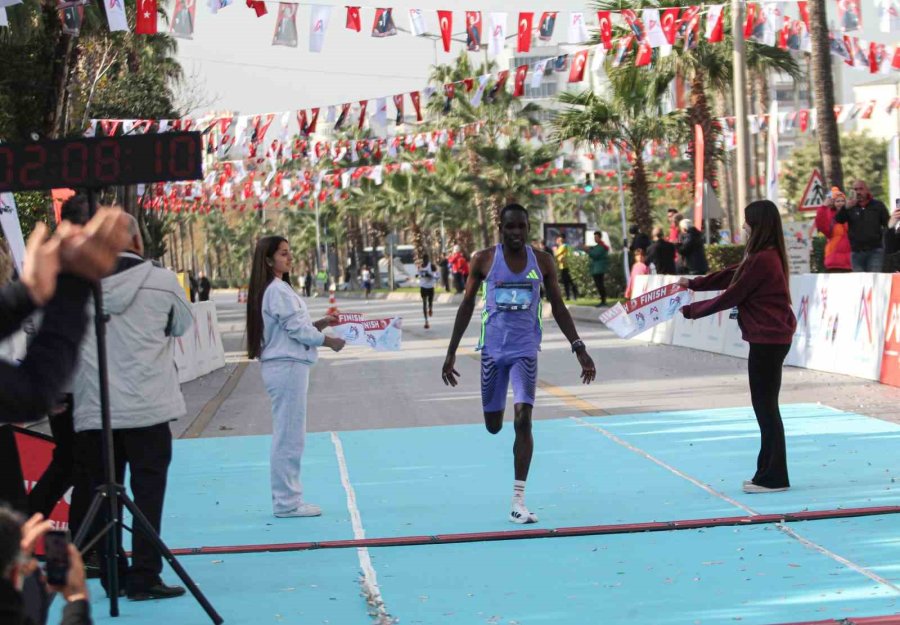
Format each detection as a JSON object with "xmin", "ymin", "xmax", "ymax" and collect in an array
[{"xmin": 495, "ymin": 282, "xmax": 533, "ymax": 311}]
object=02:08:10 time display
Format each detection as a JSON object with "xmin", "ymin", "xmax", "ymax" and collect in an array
[{"xmin": 0, "ymin": 132, "xmax": 203, "ymax": 192}]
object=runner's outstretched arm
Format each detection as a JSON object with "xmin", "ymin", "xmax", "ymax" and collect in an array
[
  {"xmin": 537, "ymin": 252, "xmax": 596, "ymax": 384},
  {"xmin": 442, "ymin": 250, "xmax": 489, "ymax": 387}
]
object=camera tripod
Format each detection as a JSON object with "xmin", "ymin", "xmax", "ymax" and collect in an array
[{"xmin": 72, "ymin": 189, "xmax": 222, "ymax": 623}]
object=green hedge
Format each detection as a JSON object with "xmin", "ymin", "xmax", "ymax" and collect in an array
[
  {"xmin": 811, "ymin": 236, "xmax": 826, "ymax": 273},
  {"xmin": 706, "ymin": 244, "xmax": 746, "ymax": 272},
  {"xmin": 569, "ymin": 252, "xmax": 627, "ymax": 299}
]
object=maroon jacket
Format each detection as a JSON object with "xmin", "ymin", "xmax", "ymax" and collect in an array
[{"xmin": 682, "ymin": 248, "xmax": 796, "ymax": 345}]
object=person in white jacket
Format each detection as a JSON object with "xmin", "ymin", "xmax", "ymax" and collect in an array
[
  {"xmin": 246, "ymin": 236, "xmax": 345, "ymax": 518},
  {"xmin": 71, "ymin": 214, "xmax": 191, "ymax": 601}
]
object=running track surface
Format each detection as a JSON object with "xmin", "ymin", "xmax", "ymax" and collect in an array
[{"xmin": 57, "ymin": 404, "xmax": 900, "ymax": 625}]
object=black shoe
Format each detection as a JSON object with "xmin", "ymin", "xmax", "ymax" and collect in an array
[{"xmin": 127, "ymin": 582, "xmax": 187, "ymax": 601}]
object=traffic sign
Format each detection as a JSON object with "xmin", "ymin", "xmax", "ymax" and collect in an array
[{"xmin": 798, "ymin": 168, "xmax": 828, "ymax": 212}]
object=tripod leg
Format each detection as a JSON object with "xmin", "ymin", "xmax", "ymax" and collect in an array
[
  {"xmin": 73, "ymin": 491, "xmax": 105, "ymax": 549},
  {"xmin": 120, "ymin": 494, "xmax": 223, "ymax": 624}
]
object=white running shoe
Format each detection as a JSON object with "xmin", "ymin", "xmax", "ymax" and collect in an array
[
  {"xmin": 274, "ymin": 503, "xmax": 322, "ymax": 518},
  {"xmin": 509, "ymin": 500, "xmax": 538, "ymax": 524},
  {"xmin": 742, "ymin": 483, "xmax": 789, "ymax": 494}
]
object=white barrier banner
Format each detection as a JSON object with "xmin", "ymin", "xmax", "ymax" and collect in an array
[
  {"xmin": 600, "ymin": 282, "xmax": 691, "ymax": 339},
  {"xmin": 174, "ymin": 301, "xmax": 226, "ymax": 383},
  {"xmin": 334, "ymin": 312, "xmax": 403, "ymax": 351}
]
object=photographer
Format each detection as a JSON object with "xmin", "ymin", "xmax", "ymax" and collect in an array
[
  {"xmin": 71, "ymin": 214, "xmax": 191, "ymax": 601},
  {"xmin": 0, "ymin": 209, "xmax": 130, "ymax": 513},
  {"xmin": 0, "ymin": 507, "xmax": 91, "ymax": 625}
]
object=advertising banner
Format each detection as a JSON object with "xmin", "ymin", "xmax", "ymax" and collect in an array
[
  {"xmin": 14, "ymin": 428, "xmax": 70, "ymax": 534},
  {"xmin": 879, "ymin": 274, "xmax": 900, "ymax": 386},
  {"xmin": 600, "ymin": 282, "xmax": 691, "ymax": 339}
]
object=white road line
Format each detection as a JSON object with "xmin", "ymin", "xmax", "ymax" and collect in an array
[
  {"xmin": 330, "ymin": 431, "xmax": 395, "ymax": 624},
  {"xmin": 570, "ymin": 415, "xmax": 900, "ymax": 593}
]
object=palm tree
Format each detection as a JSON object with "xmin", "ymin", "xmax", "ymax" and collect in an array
[
  {"xmin": 597, "ymin": 0, "xmax": 801, "ymax": 189},
  {"xmin": 807, "ymin": 0, "xmax": 843, "ymax": 189},
  {"xmin": 552, "ymin": 87, "xmax": 687, "ymax": 235}
]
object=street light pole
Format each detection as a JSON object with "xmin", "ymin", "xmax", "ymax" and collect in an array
[
  {"xmin": 732, "ymin": 0, "xmax": 752, "ymax": 232},
  {"xmin": 613, "ymin": 147, "xmax": 630, "ymax": 284}
]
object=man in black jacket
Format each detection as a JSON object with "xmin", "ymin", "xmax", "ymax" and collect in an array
[
  {"xmin": 646, "ymin": 227, "xmax": 677, "ymax": 275},
  {"xmin": 836, "ymin": 180, "xmax": 892, "ymax": 272},
  {"xmin": 0, "ymin": 210, "xmax": 130, "ymax": 513},
  {"xmin": 0, "ymin": 507, "xmax": 92, "ymax": 625},
  {"xmin": 676, "ymin": 219, "xmax": 709, "ymax": 275}
]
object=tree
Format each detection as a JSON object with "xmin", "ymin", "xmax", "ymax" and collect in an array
[
  {"xmin": 551, "ymin": 86, "xmax": 687, "ymax": 235},
  {"xmin": 783, "ymin": 133, "xmax": 888, "ymax": 210},
  {"xmin": 807, "ymin": 0, "xmax": 843, "ymax": 189}
]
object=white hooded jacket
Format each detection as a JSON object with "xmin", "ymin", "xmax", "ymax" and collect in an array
[{"xmin": 73, "ymin": 254, "xmax": 193, "ymax": 432}]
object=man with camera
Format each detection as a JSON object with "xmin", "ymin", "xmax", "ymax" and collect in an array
[
  {"xmin": 70, "ymin": 214, "xmax": 192, "ymax": 601},
  {"xmin": 0, "ymin": 507, "xmax": 91, "ymax": 625}
]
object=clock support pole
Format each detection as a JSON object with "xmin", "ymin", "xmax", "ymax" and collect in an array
[{"xmin": 73, "ymin": 189, "xmax": 223, "ymax": 624}]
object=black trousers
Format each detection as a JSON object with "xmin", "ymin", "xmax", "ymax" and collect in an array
[
  {"xmin": 74, "ymin": 422, "xmax": 172, "ymax": 591},
  {"xmin": 0, "ymin": 425, "xmax": 26, "ymax": 512},
  {"xmin": 592, "ymin": 273, "xmax": 607, "ymax": 304},
  {"xmin": 748, "ymin": 343, "xmax": 791, "ymax": 488},
  {"xmin": 420, "ymin": 287, "xmax": 434, "ymax": 320},
  {"xmin": 560, "ymin": 268, "xmax": 579, "ymax": 300}
]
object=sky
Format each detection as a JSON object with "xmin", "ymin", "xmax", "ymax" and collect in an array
[{"xmin": 173, "ymin": 1, "xmax": 895, "ymax": 116}]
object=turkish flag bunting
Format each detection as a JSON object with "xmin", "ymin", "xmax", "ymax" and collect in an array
[
  {"xmin": 495, "ymin": 69, "xmax": 509, "ymax": 92},
  {"xmin": 635, "ymin": 41, "xmax": 652, "ymax": 66},
  {"xmin": 778, "ymin": 16, "xmax": 790, "ymax": 49},
  {"xmin": 136, "ymin": 0, "xmax": 157, "ymax": 34},
  {"xmin": 597, "ymin": 11, "xmax": 612, "ymax": 49},
  {"xmin": 861, "ymin": 100, "xmax": 876, "ymax": 120},
  {"xmin": 798, "ymin": 109, "xmax": 809, "ymax": 132},
  {"xmin": 568, "ymin": 49, "xmax": 588, "ymax": 82},
  {"xmin": 893, "ymin": 46, "xmax": 900, "ymax": 71},
  {"xmin": 393, "ymin": 94, "xmax": 404, "ymax": 124},
  {"xmin": 358, "ymin": 100, "xmax": 368, "ymax": 130},
  {"xmin": 797, "ymin": 1, "xmax": 809, "ymax": 27},
  {"xmin": 706, "ymin": 4, "xmax": 725, "ymax": 43},
  {"xmin": 246, "ymin": 0, "xmax": 266, "ymax": 17},
  {"xmin": 437, "ymin": 10, "xmax": 452, "ymax": 52},
  {"xmin": 517, "ymin": 12, "xmax": 533, "ymax": 52},
  {"xmin": 513, "ymin": 64, "xmax": 528, "ymax": 97},
  {"xmin": 744, "ymin": 3, "xmax": 758, "ymax": 38},
  {"xmin": 463, "ymin": 77, "xmax": 474, "ymax": 92},
  {"xmin": 410, "ymin": 91, "xmax": 423, "ymax": 121},
  {"xmin": 308, "ymin": 108, "xmax": 320, "ymax": 133},
  {"xmin": 661, "ymin": 8, "xmax": 679, "ymax": 44},
  {"xmin": 346, "ymin": 6, "xmax": 361, "ymax": 31}
]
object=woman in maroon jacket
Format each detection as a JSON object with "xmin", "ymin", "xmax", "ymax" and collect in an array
[{"xmin": 679, "ymin": 200, "xmax": 797, "ymax": 494}]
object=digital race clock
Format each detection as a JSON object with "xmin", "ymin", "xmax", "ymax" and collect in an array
[{"xmin": 0, "ymin": 132, "xmax": 204, "ymax": 192}]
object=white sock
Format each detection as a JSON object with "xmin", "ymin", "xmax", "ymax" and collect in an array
[{"xmin": 513, "ymin": 480, "xmax": 526, "ymax": 503}]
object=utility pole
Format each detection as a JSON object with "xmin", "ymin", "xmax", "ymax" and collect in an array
[{"xmin": 732, "ymin": 0, "xmax": 752, "ymax": 232}]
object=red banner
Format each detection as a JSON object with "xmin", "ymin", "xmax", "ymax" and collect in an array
[
  {"xmin": 880, "ymin": 275, "xmax": 900, "ymax": 387},
  {"xmin": 14, "ymin": 428, "xmax": 71, "ymax": 530}
]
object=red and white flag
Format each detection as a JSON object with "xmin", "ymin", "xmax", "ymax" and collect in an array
[
  {"xmin": 893, "ymin": 45, "xmax": 900, "ymax": 70},
  {"xmin": 465, "ymin": 11, "xmax": 481, "ymax": 51},
  {"xmin": 105, "ymin": 0, "xmax": 128, "ymax": 31},
  {"xmin": 358, "ymin": 100, "xmax": 368, "ymax": 130},
  {"xmin": 643, "ymin": 9, "xmax": 669, "ymax": 49},
  {"xmin": 513, "ymin": 64, "xmax": 528, "ymax": 97},
  {"xmin": 393, "ymin": 94, "xmax": 404, "ymax": 125},
  {"xmin": 798, "ymin": 1, "xmax": 810, "ymax": 27},
  {"xmin": 437, "ymin": 10, "xmax": 452, "ymax": 52},
  {"xmin": 307, "ymin": 108, "xmax": 320, "ymax": 133},
  {"xmin": 408, "ymin": 8, "xmax": 426, "ymax": 36},
  {"xmin": 705, "ymin": 4, "xmax": 725, "ymax": 43},
  {"xmin": 410, "ymin": 91, "xmax": 423, "ymax": 122},
  {"xmin": 517, "ymin": 12, "xmax": 533, "ymax": 52},
  {"xmin": 309, "ymin": 5, "xmax": 332, "ymax": 52},
  {"xmin": 568, "ymin": 11, "xmax": 587, "ymax": 43},
  {"xmin": 597, "ymin": 11, "xmax": 612, "ymax": 49},
  {"xmin": 661, "ymin": 8, "xmax": 679, "ymax": 45},
  {"xmin": 568, "ymin": 49, "xmax": 588, "ymax": 83},
  {"xmin": 635, "ymin": 41, "xmax": 652, "ymax": 66},
  {"xmin": 246, "ymin": 0, "xmax": 265, "ymax": 17},
  {"xmin": 488, "ymin": 12, "xmax": 507, "ymax": 58},
  {"xmin": 346, "ymin": 5, "xmax": 360, "ymax": 31},
  {"xmin": 136, "ymin": 0, "xmax": 157, "ymax": 34}
]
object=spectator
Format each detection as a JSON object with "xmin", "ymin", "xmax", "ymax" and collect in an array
[
  {"xmin": 586, "ymin": 231, "xmax": 609, "ymax": 307},
  {"xmin": 417, "ymin": 255, "xmax": 439, "ymax": 329},
  {"xmin": 71, "ymin": 215, "xmax": 190, "ymax": 601},
  {"xmin": 361, "ymin": 265, "xmax": 373, "ymax": 300},
  {"xmin": 438, "ymin": 255, "xmax": 451, "ymax": 292},
  {"xmin": 448, "ymin": 246, "xmax": 468, "ymax": 294},
  {"xmin": 628, "ymin": 225, "xmax": 651, "ymax": 254},
  {"xmin": 814, "ymin": 188, "xmax": 852, "ymax": 273},
  {"xmin": 625, "ymin": 248, "xmax": 650, "ymax": 299},
  {"xmin": 554, "ymin": 236, "xmax": 579, "ymax": 301},
  {"xmin": 676, "ymin": 219, "xmax": 709, "ymax": 275},
  {"xmin": 198, "ymin": 272, "xmax": 212, "ymax": 301},
  {"xmin": 646, "ymin": 227, "xmax": 677, "ymax": 275},
  {"xmin": 666, "ymin": 209, "xmax": 682, "ymax": 243},
  {"xmin": 303, "ymin": 269, "xmax": 313, "ymax": 298},
  {"xmin": 835, "ymin": 180, "xmax": 891, "ymax": 272},
  {"xmin": 886, "ymin": 200, "xmax": 900, "ymax": 273},
  {"xmin": 0, "ymin": 508, "xmax": 91, "ymax": 625},
  {"xmin": 187, "ymin": 271, "xmax": 198, "ymax": 303}
]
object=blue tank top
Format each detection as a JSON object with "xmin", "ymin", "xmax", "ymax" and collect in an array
[{"xmin": 477, "ymin": 244, "xmax": 543, "ymax": 356}]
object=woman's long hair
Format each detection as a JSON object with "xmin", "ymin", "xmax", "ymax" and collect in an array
[
  {"xmin": 732, "ymin": 200, "xmax": 790, "ymax": 297},
  {"xmin": 246, "ymin": 236, "xmax": 289, "ymax": 360}
]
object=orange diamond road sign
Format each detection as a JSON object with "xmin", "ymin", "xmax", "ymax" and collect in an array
[{"xmin": 798, "ymin": 169, "xmax": 828, "ymax": 212}]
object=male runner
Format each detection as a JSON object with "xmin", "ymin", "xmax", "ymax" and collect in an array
[{"xmin": 442, "ymin": 204, "xmax": 596, "ymax": 524}]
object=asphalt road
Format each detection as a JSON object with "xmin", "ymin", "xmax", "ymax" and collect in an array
[{"xmin": 173, "ymin": 290, "xmax": 900, "ymax": 439}]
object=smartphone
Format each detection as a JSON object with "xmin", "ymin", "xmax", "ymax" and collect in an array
[{"xmin": 44, "ymin": 530, "xmax": 70, "ymax": 587}]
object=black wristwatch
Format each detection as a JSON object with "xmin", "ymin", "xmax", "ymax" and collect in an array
[{"xmin": 571, "ymin": 339, "xmax": 585, "ymax": 353}]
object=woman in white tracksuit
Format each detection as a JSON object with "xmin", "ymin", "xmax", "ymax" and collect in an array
[{"xmin": 246, "ymin": 236, "xmax": 345, "ymax": 518}]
